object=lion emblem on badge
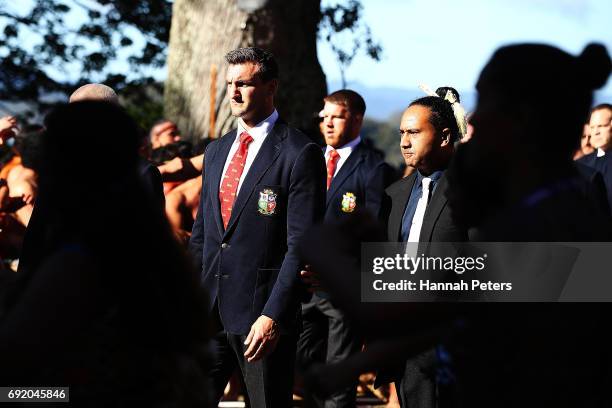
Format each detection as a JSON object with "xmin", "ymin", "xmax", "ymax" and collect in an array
[
  {"xmin": 258, "ymin": 189, "xmax": 277, "ymax": 215},
  {"xmin": 341, "ymin": 192, "xmax": 357, "ymax": 213}
]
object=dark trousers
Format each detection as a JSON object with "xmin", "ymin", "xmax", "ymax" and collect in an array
[
  {"xmin": 297, "ymin": 294, "xmax": 361, "ymax": 408},
  {"xmin": 209, "ymin": 311, "xmax": 296, "ymax": 408},
  {"xmin": 396, "ymin": 348, "xmax": 437, "ymax": 408}
]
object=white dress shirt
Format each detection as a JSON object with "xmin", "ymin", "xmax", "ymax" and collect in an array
[
  {"xmin": 597, "ymin": 148, "xmax": 606, "ymax": 157},
  {"xmin": 324, "ymin": 136, "xmax": 361, "ymax": 177},
  {"xmin": 220, "ymin": 109, "xmax": 279, "ymax": 194}
]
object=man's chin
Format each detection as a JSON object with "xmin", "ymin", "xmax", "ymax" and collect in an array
[{"xmin": 230, "ymin": 109, "xmax": 246, "ymax": 118}]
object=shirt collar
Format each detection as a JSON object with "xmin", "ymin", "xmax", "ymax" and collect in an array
[
  {"xmin": 597, "ymin": 148, "xmax": 606, "ymax": 157},
  {"xmin": 325, "ymin": 135, "xmax": 361, "ymax": 160},
  {"xmin": 237, "ymin": 109, "xmax": 279, "ymax": 142},
  {"xmin": 416, "ymin": 169, "xmax": 444, "ymax": 184}
]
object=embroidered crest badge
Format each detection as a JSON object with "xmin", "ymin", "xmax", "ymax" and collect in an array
[
  {"xmin": 258, "ymin": 189, "xmax": 277, "ymax": 215},
  {"xmin": 341, "ymin": 192, "xmax": 357, "ymax": 213}
]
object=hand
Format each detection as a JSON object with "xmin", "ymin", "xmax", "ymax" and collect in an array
[
  {"xmin": 244, "ymin": 315, "xmax": 279, "ymax": 362},
  {"xmin": 0, "ymin": 116, "xmax": 18, "ymax": 142},
  {"xmin": 300, "ymin": 264, "xmax": 323, "ymax": 293},
  {"xmin": 21, "ymin": 192, "xmax": 34, "ymax": 205}
]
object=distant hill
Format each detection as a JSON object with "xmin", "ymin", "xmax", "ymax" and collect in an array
[
  {"xmin": 328, "ymin": 80, "xmax": 612, "ymax": 122},
  {"xmin": 327, "ymin": 80, "xmax": 477, "ymax": 121},
  {"xmin": 327, "ymin": 81, "xmax": 476, "ymax": 168},
  {"xmin": 328, "ymin": 80, "xmax": 612, "ymax": 169}
]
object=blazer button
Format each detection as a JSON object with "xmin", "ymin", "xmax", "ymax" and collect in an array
[{"xmin": 221, "ymin": 243, "xmax": 228, "ymax": 249}]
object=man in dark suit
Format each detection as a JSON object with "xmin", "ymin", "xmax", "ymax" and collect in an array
[
  {"xmin": 577, "ymin": 104, "xmax": 612, "ymax": 212},
  {"xmin": 297, "ymin": 90, "xmax": 393, "ymax": 407},
  {"xmin": 188, "ymin": 47, "xmax": 326, "ymax": 407},
  {"xmin": 385, "ymin": 96, "xmax": 468, "ymax": 408}
]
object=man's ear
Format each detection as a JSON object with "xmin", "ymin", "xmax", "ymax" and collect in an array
[
  {"xmin": 353, "ymin": 113, "xmax": 364, "ymax": 127},
  {"xmin": 267, "ymin": 79, "xmax": 279, "ymax": 96},
  {"xmin": 440, "ymin": 128, "xmax": 451, "ymax": 146}
]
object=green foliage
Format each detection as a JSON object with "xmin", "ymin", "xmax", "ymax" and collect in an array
[
  {"xmin": 0, "ymin": 0, "xmax": 381, "ymax": 125},
  {"xmin": 0, "ymin": 0, "xmax": 171, "ymax": 107},
  {"xmin": 119, "ymin": 78, "xmax": 164, "ymax": 132},
  {"xmin": 319, "ymin": 0, "xmax": 382, "ymax": 88},
  {"xmin": 361, "ymin": 115, "xmax": 404, "ymax": 170}
]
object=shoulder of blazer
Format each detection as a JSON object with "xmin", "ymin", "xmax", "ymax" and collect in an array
[
  {"xmin": 385, "ymin": 173, "xmax": 416, "ymax": 196},
  {"xmin": 357, "ymin": 142, "xmax": 385, "ymax": 160},
  {"xmin": 275, "ymin": 119, "xmax": 320, "ymax": 151},
  {"xmin": 208, "ymin": 129, "xmax": 235, "ymax": 152}
]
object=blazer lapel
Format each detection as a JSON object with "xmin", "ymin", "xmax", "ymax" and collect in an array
[
  {"xmin": 223, "ymin": 123, "xmax": 284, "ymax": 238},
  {"xmin": 210, "ymin": 130, "xmax": 237, "ymax": 236},
  {"xmin": 326, "ymin": 144, "xmax": 366, "ymax": 207},
  {"xmin": 419, "ymin": 173, "xmax": 448, "ymax": 242},
  {"xmin": 388, "ymin": 173, "xmax": 417, "ymax": 241}
]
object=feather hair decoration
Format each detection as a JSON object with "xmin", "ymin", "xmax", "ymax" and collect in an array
[
  {"xmin": 418, "ymin": 83, "xmax": 467, "ymax": 139},
  {"xmin": 444, "ymin": 90, "xmax": 468, "ymax": 139},
  {"xmin": 418, "ymin": 84, "xmax": 438, "ymax": 97}
]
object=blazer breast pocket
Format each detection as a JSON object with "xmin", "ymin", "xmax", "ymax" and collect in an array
[{"xmin": 254, "ymin": 184, "xmax": 283, "ymax": 218}]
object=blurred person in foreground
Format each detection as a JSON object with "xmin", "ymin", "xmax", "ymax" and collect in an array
[
  {"xmin": 18, "ymin": 84, "xmax": 164, "ymax": 277},
  {"xmin": 69, "ymin": 83, "xmax": 164, "ymax": 209},
  {"xmin": 444, "ymin": 42, "xmax": 612, "ymax": 406},
  {"xmin": 0, "ymin": 101, "xmax": 209, "ymax": 405}
]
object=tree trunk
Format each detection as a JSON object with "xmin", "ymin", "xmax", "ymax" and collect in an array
[{"xmin": 165, "ymin": 0, "xmax": 327, "ymax": 144}]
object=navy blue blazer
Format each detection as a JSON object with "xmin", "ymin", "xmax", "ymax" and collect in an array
[
  {"xmin": 324, "ymin": 142, "xmax": 394, "ymax": 223},
  {"xmin": 577, "ymin": 151, "xmax": 612, "ymax": 213},
  {"xmin": 189, "ymin": 120, "xmax": 326, "ymax": 335}
]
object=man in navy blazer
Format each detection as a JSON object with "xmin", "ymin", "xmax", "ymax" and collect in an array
[
  {"xmin": 189, "ymin": 47, "xmax": 326, "ymax": 407},
  {"xmin": 297, "ymin": 90, "xmax": 394, "ymax": 407},
  {"xmin": 577, "ymin": 104, "xmax": 612, "ymax": 212}
]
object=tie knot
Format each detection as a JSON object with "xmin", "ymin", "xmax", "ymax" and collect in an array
[
  {"xmin": 239, "ymin": 131, "xmax": 253, "ymax": 145},
  {"xmin": 329, "ymin": 149, "xmax": 340, "ymax": 160},
  {"xmin": 422, "ymin": 177, "xmax": 432, "ymax": 190}
]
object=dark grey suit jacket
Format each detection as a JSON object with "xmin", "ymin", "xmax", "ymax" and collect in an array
[{"xmin": 386, "ymin": 171, "xmax": 468, "ymax": 243}]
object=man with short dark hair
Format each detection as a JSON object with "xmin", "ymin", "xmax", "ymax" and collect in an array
[
  {"xmin": 189, "ymin": 47, "xmax": 326, "ymax": 407},
  {"xmin": 578, "ymin": 103, "xmax": 612, "ymax": 212},
  {"xmin": 588, "ymin": 103, "xmax": 612, "ymax": 155},
  {"xmin": 297, "ymin": 89, "xmax": 393, "ymax": 407},
  {"xmin": 384, "ymin": 96, "xmax": 468, "ymax": 408}
]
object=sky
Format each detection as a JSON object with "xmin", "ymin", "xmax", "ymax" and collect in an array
[
  {"xmin": 317, "ymin": 0, "xmax": 612, "ymax": 95},
  {"xmin": 2, "ymin": 0, "xmax": 611, "ymax": 113}
]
